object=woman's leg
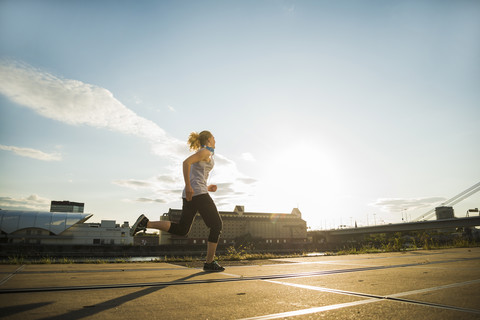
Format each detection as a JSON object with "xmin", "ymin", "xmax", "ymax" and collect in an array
[
  {"xmin": 194, "ymin": 194, "xmax": 223, "ymax": 262},
  {"xmin": 146, "ymin": 220, "xmax": 171, "ymax": 232},
  {"xmin": 206, "ymin": 241, "xmax": 218, "ymax": 264},
  {"xmin": 131, "ymin": 199, "xmax": 197, "ymax": 237},
  {"xmin": 167, "ymin": 198, "xmax": 197, "ymax": 236}
]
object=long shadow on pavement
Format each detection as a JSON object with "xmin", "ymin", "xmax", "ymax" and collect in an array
[
  {"xmin": 38, "ymin": 271, "xmax": 209, "ymax": 320},
  {"xmin": 0, "ymin": 302, "xmax": 54, "ymax": 319}
]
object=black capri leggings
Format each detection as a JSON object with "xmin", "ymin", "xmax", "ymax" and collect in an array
[{"xmin": 168, "ymin": 193, "xmax": 223, "ymax": 243}]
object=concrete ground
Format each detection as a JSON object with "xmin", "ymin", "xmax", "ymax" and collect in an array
[{"xmin": 0, "ymin": 247, "xmax": 479, "ymax": 319}]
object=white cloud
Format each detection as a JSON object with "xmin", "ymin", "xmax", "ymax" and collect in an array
[
  {"xmin": 112, "ymin": 179, "xmax": 157, "ymax": 190},
  {"xmin": 0, "ymin": 144, "xmax": 62, "ymax": 161},
  {"xmin": 0, "ymin": 194, "xmax": 50, "ymax": 211},
  {"xmin": 113, "ymin": 157, "xmax": 257, "ymax": 206},
  {"xmin": 167, "ymin": 105, "xmax": 176, "ymax": 112},
  {"xmin": 372, "ymin": 197, "xmax": 446, "ymax": 213},
  {"xmin": 241, "ymin": 152, "xmax": 256, "ymax": 162},
  {"xmin": 0, "ymin": 60, "xmax": 186, "ymax": 161},
  {"xmin": 136, "ymin": 197, "xmax": 168, "ymax": 204},
  {"xmin": 113, "ymin": 172, "xmax": 183, "ymax": 192}
]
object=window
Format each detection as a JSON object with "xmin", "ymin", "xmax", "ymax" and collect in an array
[{"xmin": 93, "ymin": 239, "xmax": 100, "ymax": 245}]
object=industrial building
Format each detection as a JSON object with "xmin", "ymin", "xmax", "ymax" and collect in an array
[
  {"xmin": 159, "ymin": 206, "xmax": 307, "ymax": 246},
  {"xmin": 0, "ymin": 210, "xmax": 133, "ymax": 245}
]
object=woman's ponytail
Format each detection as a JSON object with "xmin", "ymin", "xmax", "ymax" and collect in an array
[{"xmin": 187, "ymin": 130, "xmax": 212, "ymax": 151}]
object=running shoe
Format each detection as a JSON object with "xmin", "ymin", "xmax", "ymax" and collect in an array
[
  {"xmin": 130, "ymin": 214, "xmax": 149, "ymax": 236},
  {"xmin": 203, "ymin": 261, "xmax": 225, "ymax": 272}
]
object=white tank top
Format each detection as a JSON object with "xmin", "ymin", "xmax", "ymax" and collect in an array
[{"xmin": 182, "ymin": 150, "xmax": 214, "ymax": 198}]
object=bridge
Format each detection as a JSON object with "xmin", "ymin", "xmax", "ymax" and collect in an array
[
  {"xmin": 322, "ymin": 216, "xmax": 480, "ymax": 241},
  {"xmin": 315, "ymin": 181, "xmax": 480, "ymax": 243}
]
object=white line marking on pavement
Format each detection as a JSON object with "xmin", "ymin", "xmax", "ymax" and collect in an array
[
  {"xmin": 387, "ymin": 278, "xmax": 480, "ymax": 298},
  {"xmin": 237, "ymin": 278, "xmax": 480, "ymax": 319},
  {"xmin": 238, "ymin": 299, "xmax": 379, "ymax": 320}
]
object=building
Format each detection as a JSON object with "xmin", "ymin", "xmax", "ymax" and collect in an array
[
  {"xmin": 435, "ymin": 206, "xmax": 455, "ymax": 220},
  {"xmin": 64, "ymin": 220, "xmax": 132, "ymax": 245},
  {"xmin": 50, "ymin": 200, "xmax": 85, "ymax": 213},
  {"xmin": 159, "ymin": 206, "xmax": 307, "ymax": 246},
  {"xmin": 0, "ymin": 210, "xmax": 133, "ymax": 245},
  {"xmin": 134, "ymin": 233, "xmax": 160, "ymax": 246}
]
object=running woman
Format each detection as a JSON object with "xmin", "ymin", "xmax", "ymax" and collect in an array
[{"xmin": 130, "ymin": 130, "xmax": 224, "ymax": 272}]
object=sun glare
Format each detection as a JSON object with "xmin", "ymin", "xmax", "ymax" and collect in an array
[{"xmin": 259, "ymin": 141, "xmax": 344, "ymax": 219}]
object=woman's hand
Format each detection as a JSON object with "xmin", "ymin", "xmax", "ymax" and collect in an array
[
  {"xmin": 207, "ymin": 185, "xmax": 217, "ymax": 192},
  {"xmin": 185, "ymin": 185, "xmax": 194, "ymax": 201}
]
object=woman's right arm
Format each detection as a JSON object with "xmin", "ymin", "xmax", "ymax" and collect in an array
[{"xmin": 183, "ymin": 149, "xmax": 210, "ymax": 201}]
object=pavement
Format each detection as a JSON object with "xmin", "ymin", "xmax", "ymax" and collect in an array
[{"xmin": 0, "ymin": 247, "xmax": 479, "ymax": 319}]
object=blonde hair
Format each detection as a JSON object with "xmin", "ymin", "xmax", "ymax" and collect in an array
[{"xmin": 187, "ymin": 130, "xmax": 212, "ymax": 151}]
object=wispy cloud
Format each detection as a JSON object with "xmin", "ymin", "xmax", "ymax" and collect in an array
[
  {"xmin": 0, "ymin": 59, "xmax": 186, "ymax": 160},
  {"xmin": 112, "ymin": 174, "xmax": 183, "ymax": 204},
  {"xmin": 136, "ymin": 197, "xmax": 168, "ymax": 204},
  {"xmin": 372, "ymin": 197, "xmax": 446, "ymax": 213},
  {"xmin": 0, "ymin": 144, "xmax": 62, "ymax": 161},
  {"xmin": 116, "ymin": 159, "xmax": 258, "ymax": 207},
  {"xmin": 113, "ymin": 157, "xmax": 257, "ymax": 206},
  {"xmin": 0, "ymin": 194, "xmax": 50, "ymax": 211},
  {"xmin": 167, "ymin": 105, "xmax": 176, "ymax": 112},
  {"xmin": 112, "ymin": 179, "xmax": 158, "ymax": 190}
]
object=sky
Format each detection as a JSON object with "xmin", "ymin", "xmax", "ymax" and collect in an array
[{"xmin": 1, "ymin": 0, "xmax": 479, "ymax": 230}]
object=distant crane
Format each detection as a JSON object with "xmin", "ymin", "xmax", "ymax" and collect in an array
[{"xmin": 412, "ymin": 181, "xmax": 480, "ymax": 221}]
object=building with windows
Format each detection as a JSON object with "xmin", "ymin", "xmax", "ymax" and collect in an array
[
  {"xmin": 65, "ymin": 220, "xmax": 132, "ymax": 245},
  {"xmin": 159, "ymin": 206, "xmax": 307, "ymax": 246},
  {"xmin": 50, "ymin": 200, "xmax": 85, "ymax": 213},
  {"xmin": 0, "ymin": 210, "xmax": 132, "ymax": 245}
]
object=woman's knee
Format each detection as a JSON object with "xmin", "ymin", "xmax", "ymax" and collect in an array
[
  {"xmin": 208, "ymin": 220, "xmax": 223, "ymax": 243},
  {"xmin": 210, "ymin": 217, "xmax": 223, "ymax": 232},
  {"xmin": 208, "ymin": 228, "xmax": 222, "ymax": 243}
]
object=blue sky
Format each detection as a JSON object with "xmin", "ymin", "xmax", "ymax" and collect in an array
[{"xmin": 1, "ymin": 0, "xmax": 479, "ymax": 229}]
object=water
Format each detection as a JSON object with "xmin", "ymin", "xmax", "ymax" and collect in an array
[{"xmin": 305, "ymin": 252, "xmax": 326, "ymax": 257}]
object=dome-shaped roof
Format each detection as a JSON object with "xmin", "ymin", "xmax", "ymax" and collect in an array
[{"xmin": 0, "ymin": 210, "xmax": 92, "ymax": 235}]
